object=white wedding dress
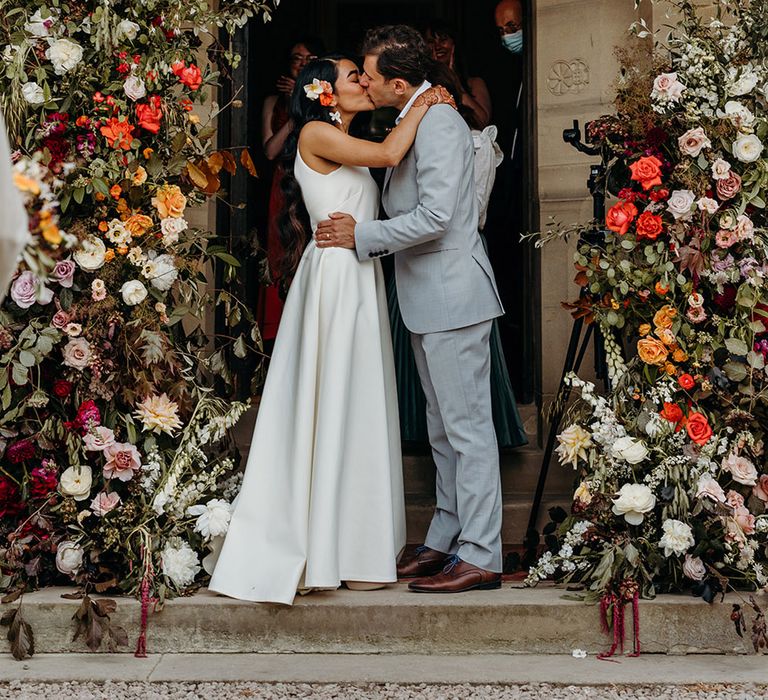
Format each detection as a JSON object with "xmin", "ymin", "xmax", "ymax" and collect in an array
[{"xmin": 209, "ymin": 148, "xmax": 406, "ymax": 605}]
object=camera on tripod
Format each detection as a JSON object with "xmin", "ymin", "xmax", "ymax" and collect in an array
[{"xmin": 562, "ymin": 119, "xmax": 606, "ymax": 245}]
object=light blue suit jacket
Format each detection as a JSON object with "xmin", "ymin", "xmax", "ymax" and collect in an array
[{"xmin": 355, "ymin": 104, "xmax": 504, "ymax": 334}]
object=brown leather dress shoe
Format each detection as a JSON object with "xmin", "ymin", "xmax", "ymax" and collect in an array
[
  {"xmin": 397, "ymin": 546, "xmax": 450, "ymax": 579},
  {"xmin": 408, "ymin": 556, "xmax": 501, "ymax": 593}
]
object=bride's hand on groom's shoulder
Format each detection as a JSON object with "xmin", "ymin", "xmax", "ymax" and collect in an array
[
  {"xmin": 414, "ymin": 86, "xmax": 457, "ymax": 111},
  {"xmin": 315, "ymin": 212, "xmax": 357, "ymax": 250}
]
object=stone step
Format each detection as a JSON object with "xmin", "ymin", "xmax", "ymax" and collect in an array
[
  {"xmin": 18, "ymin": 586, "xmax": 748, "ymax": 655},
  {"xmin": 406, "ymin": 496, "xmax": 570, "ymax": 546}
]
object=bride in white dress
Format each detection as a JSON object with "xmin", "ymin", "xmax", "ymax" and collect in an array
[{"xmin": 209, "ymin": 56, "xmax": 451, "ymax": 604}]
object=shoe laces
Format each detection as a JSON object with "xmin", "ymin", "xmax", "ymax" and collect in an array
[
  {"xmin": 415, "ymin": 545, "xmax": 429, "ymax": 555},
  {"xmin": 443, "ymin": 555, "xmax": 461, "ymax": 573}
]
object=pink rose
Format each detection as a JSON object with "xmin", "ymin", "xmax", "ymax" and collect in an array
[
  {"xmin": 734, "ymin": 506, "xmax": 756, "ymax": 535},
  {"xmin": 682, "ymin": 554, "xmax": 706, "ymax": 581},
  {"xmin": 716, "ymin": 171, "xmax": 742, "ymax": 200},
  {"xmin": 753, "ymin": 474, "xmax": 768, "ymax": 502},
  {"xmin": 51, "ymin": 309, "xmax": 72, "ymax": 329},
  {"xmin": 83, "ymin": 426, "xmax": 115, "ymax": 452},
  {"xmin": 696, "ymin": 472, "xmax": 726, "ymax": 503},
  {"xmin": 726, "ymin": 490, "xmax": 745, "ymax": 509},
  {"xmin": 722, "ymin": 452, "xmax": 758, "ymax": 486},
  {"xmin": 678, "ymin": 127, "xmax": 711, "ymax": 157},
  {"xmin": 103, "ymin": 442, "xmax": 141, "ymax": 481},
  {"xmin": 52, "ymin": 259, "xmax": 76, "ymax": 288},
  {"xmin": 10, "ymin": 271, "xmax": 53, "ymax": 309},
  {"xmin": 90, "ymin": 491, "xmax": 121, "ymax": 516},
  {"xmin": 62, "ymin": 337, "xmax": 91, "ymax": 370}
]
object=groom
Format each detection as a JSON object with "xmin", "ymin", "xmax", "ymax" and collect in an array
[{"xmin": 315, "ymin": 25, "xmax": 504, "ymax": 593}]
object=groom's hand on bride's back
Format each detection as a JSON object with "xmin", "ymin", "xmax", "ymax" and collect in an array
[{"xmin": 315, "ymin": 213, "xmax": 357, "ymax": 249}]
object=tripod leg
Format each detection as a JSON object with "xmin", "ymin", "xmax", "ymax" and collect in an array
[{"xmin": 525, "ymin": 317, "xmax": 594, "ymax": 537}]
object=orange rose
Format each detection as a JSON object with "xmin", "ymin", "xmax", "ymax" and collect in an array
[
  {"xmin": 629, "ymin": 155, "xmax": 663, "ymax": 190},
  {"xmin": 151, "ymin": 184, "xmax": 187, "ymax": 219},
  {"xmin": 635, "ymin": 211, "xmax": 664, "ymax": 240},
  {"xmin": 686, "ymin": 411, "xmax": 712, "ymax": 445},
  {"xmin": 136, "ymin": 95, "xmax": 162, "ymax": 134},
  {"xmin": 98, "ymin": 221, "xmax": 109, "ymax": 232},
  {"xmin": 95, "ymin": 192, "xmax": 106, "ymax": 202},
  {"xmin": 637, "ymin": 337, "xmax": 669, "ymax": 366},
  {"xmin": 673, "ymin": 348, "xmax": 688, "ymax": 362},
  {"xmin": 104, "ymin": 249, "xmax": 116, "ymax": 262},
  {"xmin": 143, "ymin": 147, "xmax": 154, "ymax": 159},
  {"xmin": 638, "ymin": 323, "xmax": 651, "ymax": 336},
  {"xmin": 126, "ymin": 214, "xmax": 153, "ymax": 238},
  {"xmin": 655, "ymin": 281, "xmax": 669, "ymax": 296},
  {"xmin": 100, "ymin": 117, "xmax": 135, "ymax": 150},
  {"xmin": 653, "ymin": 305, "xmax": 676, "ymax": 330},
  {"xmin": 110, "ymin": 184, "xmax": 122, "ymax": 199},
  {"xmin": 178, "ymin": 64, "xmax": 202, "ymax": 91},
  {"xmin": 664, "ymin": 362, "xmax": 677, "ymax": 375},
  {"xmin": 656, "ymin": 328, "xmax": 676, "ymax": 346},
  {"xmin": 606, "ymin": 201, "xmax": 638, "ymax": 235},
  {"xmin": 678, "ymin": 373, "xmax": 695, "ymax": 390}
]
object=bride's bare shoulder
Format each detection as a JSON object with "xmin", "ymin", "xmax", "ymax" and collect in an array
[{"xmin": 299, "ymin": 121, "xmax": 336, "ymax": 143}]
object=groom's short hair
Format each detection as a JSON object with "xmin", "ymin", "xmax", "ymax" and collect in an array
[{"xmin": 361, "ymin": 25, "xmax": 431, "ymax": 86}]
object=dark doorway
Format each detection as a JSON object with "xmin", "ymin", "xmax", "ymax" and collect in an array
[{"xmin": 229, "ymin": 0, "xmax": 540, "ymax": 406}]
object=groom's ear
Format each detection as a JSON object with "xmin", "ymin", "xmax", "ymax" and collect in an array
[{"xmin": 391, "ymin": 78, "xmax": 409, "ymax": 96}]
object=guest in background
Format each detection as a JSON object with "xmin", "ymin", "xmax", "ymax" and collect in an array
[
  {"xmin": 258, "ymin": 36, "xmax": 325, "ymax": 344},
  {"xmin": 423, "ymin": 19, "xmax": 491, "ymax": 130},
  {"xmin": 0, "ymin": 111, "xmax": 28, "ymax": 303}
]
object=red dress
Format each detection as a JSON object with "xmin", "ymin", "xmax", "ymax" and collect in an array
[{"xmin": 258, "ymin": 97, "xmax": 290, "ymax": 341}]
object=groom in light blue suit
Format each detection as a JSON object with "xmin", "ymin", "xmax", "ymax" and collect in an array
[{"xmin": 316, "ymin": 25, "xmax": 504, "ymax": 593}]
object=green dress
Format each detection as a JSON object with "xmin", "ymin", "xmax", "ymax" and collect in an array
[{"xmin": 386, "ymin": 253, "xmax": 528, "ymax": 449}]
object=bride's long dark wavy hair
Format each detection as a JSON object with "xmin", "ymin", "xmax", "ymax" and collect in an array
[{"xmin": 278, "ymin": 56, "xmax": 346, "ymax": 286}]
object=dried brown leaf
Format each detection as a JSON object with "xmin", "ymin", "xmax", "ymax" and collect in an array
[{"xmin": 240, "ymin": 148, "xmax": 257, "ymax": 177}]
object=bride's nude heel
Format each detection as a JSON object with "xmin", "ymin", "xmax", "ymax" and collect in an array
[{"xmin": 344, "ymin": 581, "xmax": 388, "ymax": 591}]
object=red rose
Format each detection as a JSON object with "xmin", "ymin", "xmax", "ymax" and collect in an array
[
  {"xmin": 178, "ymin": 64, "xmax": 202, "ymax": 91},
  {"xmin": 606, "ymin": 201, "xmax": 638, "ymax": 235},
  {"xmin": 649, "ymin": 188, "xmax": 670, "ymax": 202},
  {"xmin": 629, "ymin": 155, "xmax": 663, "ymax": 190},
  {"xmin": 29, "ymin": 466, "xmax": 58, "ymax": 499},
  {"xmin": 53, "ymin": 379, "xmax": 73, "ymax": 399},
  {"xmin": 660, "ymin": 402, "xmax": 684, "ymax": 430},
  {"xmin": 76, "ymin": 399, "xmax": 101, "ymax": 430},
  {"xmin": 6, "ymin": 439, "xmax": 35, "ymax": 464},
  {"xmin": 136, "ymin": 95, "xmax": 163, "ymax": 134},
  {"xmin": 678, "ymin": 374, "xmax": 695, "ymax": 390},
  {"xmin": 686, "ymin": 411, "xmax": 712, "ymax": 445},
  {"xmin": 635, "ymin": 211, "xmax": 664, "ymax": 240},
  {"xmin": 171, "ymin": 60, "xmax": 185, "ymax": 76}
]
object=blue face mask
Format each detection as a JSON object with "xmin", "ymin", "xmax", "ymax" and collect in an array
[{"xmin": 502, "ymin": 30, "xmax": 523, "ymax": 54}]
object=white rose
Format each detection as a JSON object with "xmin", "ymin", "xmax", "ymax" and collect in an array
[
  {"xmin": 666, "ymin": 190, "xmax": 696, "ymax": 220},
  {"xmin": 722, "ymin": 452, "xmax": 758, "ymax": 486},
  {"xmin": 161, "ymin": 540, "xmax": 201, "ymax": 588},
  {"xmin": 147, "ymin": 254, "xmax": 178, "ymax": 292},
  {"xmin": 74, "ymin": 236, "xmax": 107, "ymax": 272},
  {"xmin": 59, "ymin": 465, "xmax": 93, "ymax": 501},
  {"xmin": 45, "ymin": 38, "xmax": 84, "ymax": 76},
  {"xmin": 658, "ymin": 518, "xmax": 695, "ymax": 557},
  {"xmin": 612, "ymin": 483, "xmax": 656, "ymax": 525},
  {"xmin": 123, "ymin": 74, "xmax": 146, "ymax": 102},
  {"xmin": 117, "ymin": 19, "xmax": 140, "ymax": 41},
  {"xmin": 682, "ymin": 554, "xmax": 706, "ymax": 581},
  {"xmin": 160, "ymin": 217, "xmax": 187, "ymax": 246},
  {"xmin": 696, "ymin": 472, "xmax": 727, "ymax": 503},
  {"xmin": 717, "ymin": 100, "xmax": 756, "ymax": 129},
  {"xmin": 697, "ymin": 197, "xmax": 719, "ymax": 214},
  {"xmin": 21, "ymin": 81, "xmax": 45, "ymax": 105},
  {"xmin": 62, "ymin": 337, "xmax": 92, "ymax": 370},
  {"xmin": 55, "ymin": 541, "xmax": 83, "ymax": 575},
  {"xmin": 711, "ymin": 158, "xmax": 732, "ymax": 180},
  {"xmin": 733, "ymin": 134, "xmax": 763, "ymax": 163},
  {"xmin": 120, "ymin": 280, "xmax": 148, "ymax": 306},
  {"xmin": 678, "ymin": 127, "xmax": 711, "ymax": 157},
  {"xmin": 727, "ymin": 65, "xmax": 759, "ymax": 96},
  {"xmin": 187, "ymin": 499, "xmax": 233, "ymax": 540},
  {"xmin": 610, "ymin": 436, "xmax": 649, "ymax": 465}
]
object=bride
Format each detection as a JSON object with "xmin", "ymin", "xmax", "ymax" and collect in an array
[{"xmin": 209, "ymin": 56, "xmax": 452, "ymax": 604}]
